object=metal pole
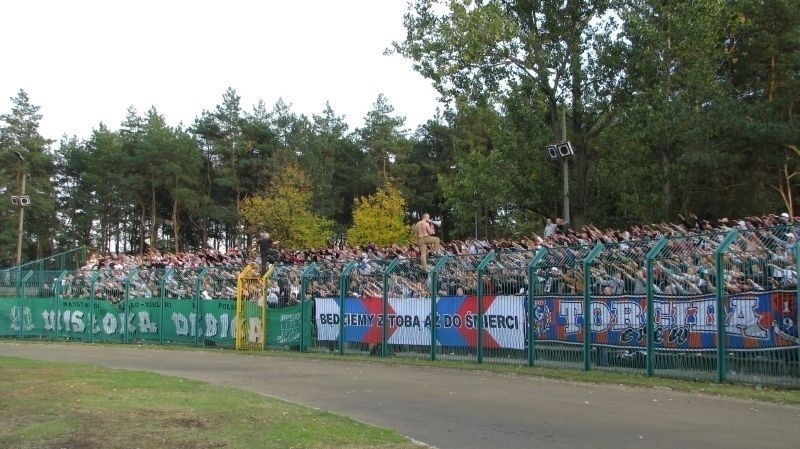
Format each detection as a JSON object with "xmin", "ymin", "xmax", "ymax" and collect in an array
[
  {"xmin": 16, "ymin": 171, "xmax": 26, "ymax": 266},
  {"xmin": 561, "ymin": 109, "xmax": 569, "ymax": 224}
]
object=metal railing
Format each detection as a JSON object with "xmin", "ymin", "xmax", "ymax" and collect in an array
[{"xmin": 1, "ymin": 228, "xmax": 798, "ymax": 388}]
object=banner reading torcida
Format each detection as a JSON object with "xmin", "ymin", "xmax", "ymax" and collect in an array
[{"xmin": 532, "ymin": 291, "xmax": 798, "ymax": 351}]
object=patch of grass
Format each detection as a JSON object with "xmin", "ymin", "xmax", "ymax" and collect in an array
[{"xmin": 0, "ymin": 357, "xmax": 419, "ymax": 449}]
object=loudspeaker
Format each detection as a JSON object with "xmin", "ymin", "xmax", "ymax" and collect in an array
[
  {"xmin": 546, "ymin": 145, "xmax": 559, "ymax": 160},
  {"xmin": 557, "ymin": 142, "xmax": 573, "ymax": 157},
  {"xmin": 10, "ymin": 196, "xmax": 19, "ymax": 206},
  {"xmin": 18, "ymin": 196, "xmax": 30, "ymax": 206}
]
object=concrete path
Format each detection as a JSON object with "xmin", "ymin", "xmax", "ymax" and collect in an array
[{"xmin": 1, "ymin": 342, "xmax": 797, "ymax": 449}]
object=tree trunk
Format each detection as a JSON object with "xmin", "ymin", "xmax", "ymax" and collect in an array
[
  {"xmin": 172, "ymin": 177, "xmax": 180, "ymax": 253},
  {"xmin": 662, "ymin": 152, "xmax": 672, "ymax": 218},
  {"xmin": 139, "ymin": 201, "xmax": 146, "ymax": 254},
  {"xmin": 150, "ymin": 185, "xmax": 157, "ymax": 250},
  {"xmin": 172, "ymin": 199, "xmax": 180, "ymax": 253}
]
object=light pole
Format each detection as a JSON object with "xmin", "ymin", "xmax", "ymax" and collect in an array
[
  {"xmin": 14, "ymin": 151, "xmax": 27, "ymax": 266},
  {"xmin": 544, "ymin": 109, "xmax": 573, "ymax": 225},
  {"xmin": 560, "ymin": 110, "xmax": 570, "ymax": 225}
]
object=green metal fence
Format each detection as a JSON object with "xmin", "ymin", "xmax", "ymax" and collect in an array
[
  {"xmin": 1, "ymin": 247, "xmax": 87, "ymax": 277},
  {"xmin": 382, "ymin": 256, "xmax": 430, "ymax": 359},
  {"xmin": 584, "ymin": 239, "xmax": 664, "ymax": 374},
  {"xmin": 719, "ymin": 228, "xmax": 800, "ymax": 387},
  {"xmin": 647, "ymin": 232, "xmax": 730, "ymax": 382},
  {"xmin": 431, "ymin": 253, "xmax": 485, "ymax": 363},
  {"xmin": 528, "ymin": 244, "xmax": 597, "ymax": 371},
  {"xmin": 2, "ymin": 228, "xmax": 800, "ymax": 388},
  {"xmin": 482, "ymin": 249, "xmax": 535, "ymax": 365},
  {"xmin": 299, "ymin": 260, "xmax": 351, "ymax": 354}
]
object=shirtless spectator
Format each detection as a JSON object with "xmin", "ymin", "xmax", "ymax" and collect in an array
[{"xmin": 416, "ymin": 213, "xmax": 441, "ymax": 271}]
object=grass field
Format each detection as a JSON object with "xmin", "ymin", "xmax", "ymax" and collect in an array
[{"xmin": 0, "ymin": 356, "xmax": 421, "ymax": 449}]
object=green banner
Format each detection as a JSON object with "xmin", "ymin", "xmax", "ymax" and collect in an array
[
  {"xmin": 267, "ymin": 302, "xmax": 312, "ymax": 347},
  {"xmin": 0, "ymin": 297, "xmax": 309, "ymax": 349}
]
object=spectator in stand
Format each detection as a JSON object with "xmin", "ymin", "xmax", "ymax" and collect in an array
[
  {"xmin": 40, "ymin": 209, "xmax": 798, "ymax": 304},
  {"xmin": 555, "ymin": 218, "xmax": 569, "ymax": 235},
  {"xmin": 257, "ymin": 232, "xmax": 279, "ymax": 275},
  {"xmin": 544, "ymin": 218, "xmax": 557, "ymax": 238},
  {"xmin": 416, "ymin": 213, "xmax": 441, "ymax": 272}
]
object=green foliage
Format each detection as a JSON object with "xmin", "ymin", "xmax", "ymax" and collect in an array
[
  {"xmin": 3, "ymin": 0, "xmax": 798, "ymax": 256},
  {"xmin": 0, "ymin": 90, "xmax": 56, "ymax": 261},
  {"xmin": 394, "ymin": 0, "xmax": 620, "ymax": 225},
  {"xmin": 357, "ymin": 94, "xmax": 410, "ymax": 185},
  {"xmin": 298, "ymin": 103, "xmax": 367, "ymax": 228},
  {"xmin": 347, "ymin": 181, "xmax": 411, "ymax": 247},
  {"xmin": 240, "ymin": 164, "xmax": 332, "ymax": 250}
]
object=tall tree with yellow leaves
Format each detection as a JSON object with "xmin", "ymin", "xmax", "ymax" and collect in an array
[
  {"xmin": 240, "ymin": 164, "xmax": 332, "ymax": 250},
  {"xmin": 347, "ymin": 182, "xmax": 411, "ymax": 247}
]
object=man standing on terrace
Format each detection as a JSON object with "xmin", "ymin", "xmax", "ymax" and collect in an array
[
  {"xmin": 257, "ymin": 232, "xmax": 279, "ymax": 276},
  {"xmin": 416, "ymin": 213, "xmax": 441, "ymax": 271}
]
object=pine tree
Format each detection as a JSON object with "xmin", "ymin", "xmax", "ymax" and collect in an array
[{"xmin": 0, "ymin": 90, "xmax": 56, "ymax": 261}]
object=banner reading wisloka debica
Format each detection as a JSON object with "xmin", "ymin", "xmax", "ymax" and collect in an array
[
  {"xmin": 315, "ymin": 292, "xmax": 798, "ymax": 351},
  {"xmin": 0, "ymin": 297, "xmax": 311, "ymax": 348}
]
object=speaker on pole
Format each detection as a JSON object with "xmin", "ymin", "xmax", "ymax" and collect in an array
[
  {"xmin": 546, "ymin": 145, "xmax": 559, "ymax": 160},
  {"xmin": 557, "ymin": 142, "xmax": 573, "ymax": 158}
]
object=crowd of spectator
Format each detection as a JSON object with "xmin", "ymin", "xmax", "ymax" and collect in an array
[{"xmin": 6, "ymin": 213, "xmax": 798, "ymax": 305}]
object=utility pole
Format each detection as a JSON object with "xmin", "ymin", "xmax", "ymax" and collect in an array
[
  {"xmin": 15, "ymin": 151, "xmax": 27, "ymax": 266},
  {"xmin": 545, "ymin": 109, "xmax": 573, "ymax": 226},
  {"xmin": 561, "ymin": 109, "xmax": 570, "ymax": 225}
]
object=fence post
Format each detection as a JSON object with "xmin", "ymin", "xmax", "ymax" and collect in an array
[
  {"xmin": 338, "ymin": 262, "xmax": 357, "ymax": 356},
  {"xmin": 583, "ymin": 243, "xmax": 605, "ymax": 371},
  {"xmin": 123, "ymin": 269, "xmax": 139, "ymax": 343},
  {"xmin": 18, "ymin": 270, "xmax": 33, "ymax": 340},
  {"xmin": 15, "ymin": 266, "xmax": 23, "ymax": 298},
  {"xmin": 527, "ymin": 247, "xmax": 550, "ymax": 367},
  {"xmin": 194, "ymin": 268, "xmax": 209, "ymax": 348},
  {"xmin": 36, "ymin": 261, "xmax": 44, "ymax": 291},
  {"xmin": 159, "ymin": 269, "xmax": 174, "ymax": 346},
  {"xmin": 714, "ymin": 230, "xmax": 739, "ymax": 383},
  {"xmin": 235, "ymin": 265, "xmax": 252, "ymax": 351},
  {"xmin": 381, "ymin": 259, "xmax": 400, "ymax": 357},
  {"xmin": 123, "ymin": 269, "xmax": 139, "ymax": 345},
  {"xmin": 259, "ymin": 265, "xmax": 276, "ymax": 350},
  {"xmin": 645, "ymin": 238, "xmax": 668, "ymax": 377},
  {"xmin": 795, "ymin": 239, "xmax": 800, "ymax": 378},
  {"xmin": 476, "ymin": 251, "xmax": 496, "ymax": 364},
  {"xmin": 53, "ymin": 270, "xmax": 68, "ymax": 341},
  {"xmin": 88, "ymin": 271, "xmax": 102, "ymax": 344},
  {"xmin": 430, "ymin": 256, "xmax": 450, "ymax": 361},
  {"xmin": 299, "ymin": 263, "xmax": 317, "ymax": 353}
]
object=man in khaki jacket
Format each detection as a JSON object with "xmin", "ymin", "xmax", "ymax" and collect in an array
[{"xmin": 416, "ymin": 213, "xmax": 441, "ymax": 271}]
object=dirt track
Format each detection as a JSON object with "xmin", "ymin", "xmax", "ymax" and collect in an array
[{"xmin": 1, "ymin": 342, "xmax": 797, "ymax": 449}]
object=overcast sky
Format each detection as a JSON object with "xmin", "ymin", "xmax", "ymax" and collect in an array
[{"xmin": 0, "ymin": 0, "xmax": 442, "ymax": 142}]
